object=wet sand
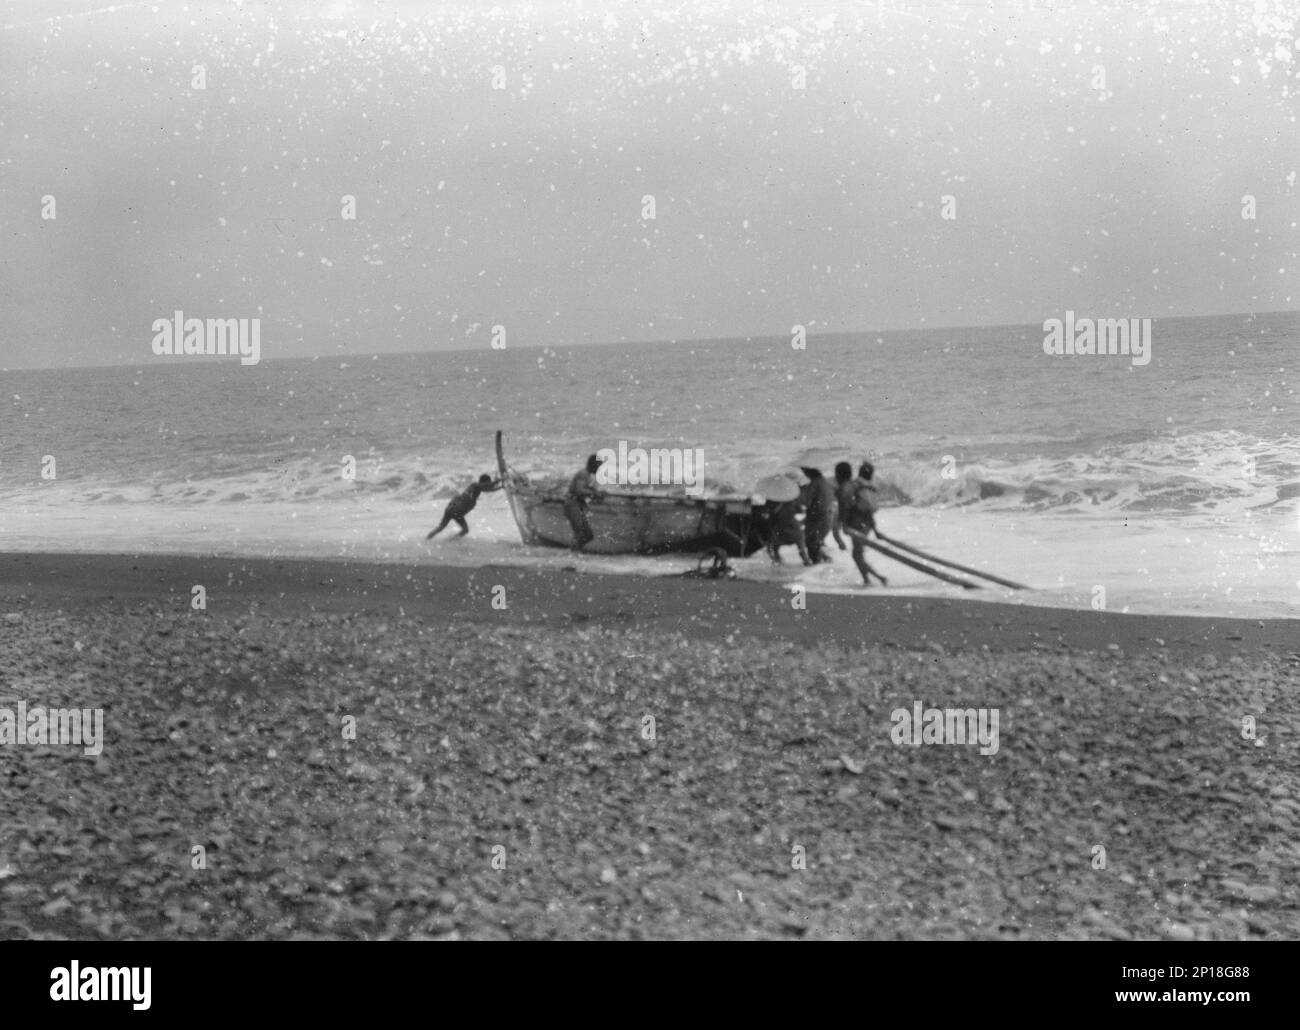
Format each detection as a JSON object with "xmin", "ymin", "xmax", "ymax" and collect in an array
[
  {"xmin": 1, "ymin": 552, "xmax": 1296, "ymax": 940},
  {"xmin": 2, "ymin": 552, "xmax": 1294, "ymax": 656}
]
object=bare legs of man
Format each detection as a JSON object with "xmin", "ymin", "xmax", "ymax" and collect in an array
[
  {"xmin": 426, "ymin": 513, "xmax": 469, "ymax": 539},
  {"xmin": 844, "ymin": 527, "xmax": 888, "ymax": 586}
]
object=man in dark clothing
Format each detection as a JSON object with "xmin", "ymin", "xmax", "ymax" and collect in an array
[
  {"xmin": 426, "ymin": 473, "xmax": 501, "ymax": 539},
  {"xmin": 835, "ymin": 461, "xmax": 887, "ymax": 586},
  {"xmin": 800, "ymin": 466, "xmax": 837, "ymax": 563},
  {"xmin": 766, "ymin": 498, "xmax": 812, "ymax": 565},
  {"xmin": 564, "ymin": 453, "xmax": 605, "ymax": 551}
]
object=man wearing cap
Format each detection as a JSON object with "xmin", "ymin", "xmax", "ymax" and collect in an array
[{"xmin": 564, "ymin": 453, "xmax": 605, "ymax": 551}]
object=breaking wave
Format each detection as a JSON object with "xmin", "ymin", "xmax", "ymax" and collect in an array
[{"xmin": 7, "ymin": 429, "xmax": 1294, "ymax": 521}]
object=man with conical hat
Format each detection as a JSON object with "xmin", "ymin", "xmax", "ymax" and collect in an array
[{"xmin": 765, "ymin": 468, "xmax": 811, "ymax": 566}]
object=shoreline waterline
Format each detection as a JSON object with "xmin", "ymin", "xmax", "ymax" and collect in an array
[{"xmin": 2, "ymin": 495, "xmax": 1294, "ymax": 620}]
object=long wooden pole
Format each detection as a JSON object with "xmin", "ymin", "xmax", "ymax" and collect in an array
[
  {"xmin": 856, "ymin": 536, "xmax": 982, "ymax": 590},
  {"xmin": 875, "ymin": 532, "xmax": 1029, "ymax": 590}
]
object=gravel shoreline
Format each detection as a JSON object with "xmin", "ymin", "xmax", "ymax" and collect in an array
[{"xmin": 1, "ymin": 555, "xmax": 1297, "ymax": 940}]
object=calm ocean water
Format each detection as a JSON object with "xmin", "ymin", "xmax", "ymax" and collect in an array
[{"xmin": 2, "ymin": 311, "xmax": 1297, "ymax": 617}]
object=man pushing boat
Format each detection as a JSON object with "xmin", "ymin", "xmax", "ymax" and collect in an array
[
  {"xmin": 564, "ymin": 453, "xmax": 606, "ymax": 551},
  {"xmin": 800, "ymin": 465, "xmax": 837, "ymax": 563},
  {"xmin": 426, "ymin": 473, "xmax": 501, "ymax": 539}
]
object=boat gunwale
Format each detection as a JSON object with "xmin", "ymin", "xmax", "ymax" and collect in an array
[{"xmin": 505, "ymin": 483, "xmax": 751, "ymax": 509}]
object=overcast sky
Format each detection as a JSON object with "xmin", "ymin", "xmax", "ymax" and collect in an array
[{"xmin": 2, "ymin": 0, "xmax": 1297, "ymax": 369}]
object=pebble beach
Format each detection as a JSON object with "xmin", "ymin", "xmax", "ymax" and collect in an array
[{"xmin": 1, "ymin": 553, "xmax": 1296, "ymax": 940}]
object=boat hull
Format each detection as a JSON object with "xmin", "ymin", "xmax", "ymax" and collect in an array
[{"xmin": 496, "ymin": 431, "xmax": 759, "ymax": 556}]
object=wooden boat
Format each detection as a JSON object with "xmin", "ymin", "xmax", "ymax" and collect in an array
[{"xmin": 495, "ymin": 431, "xmax": 761, "ymax": 555}]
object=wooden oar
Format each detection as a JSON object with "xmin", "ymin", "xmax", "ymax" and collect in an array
[
  {"xmin": 875, "ymin": 532, "xmax": 1030, "ymax": 590},
  {"xmin": 856, "ymin": 536, "xmax": 982, "ymax": 590}
]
